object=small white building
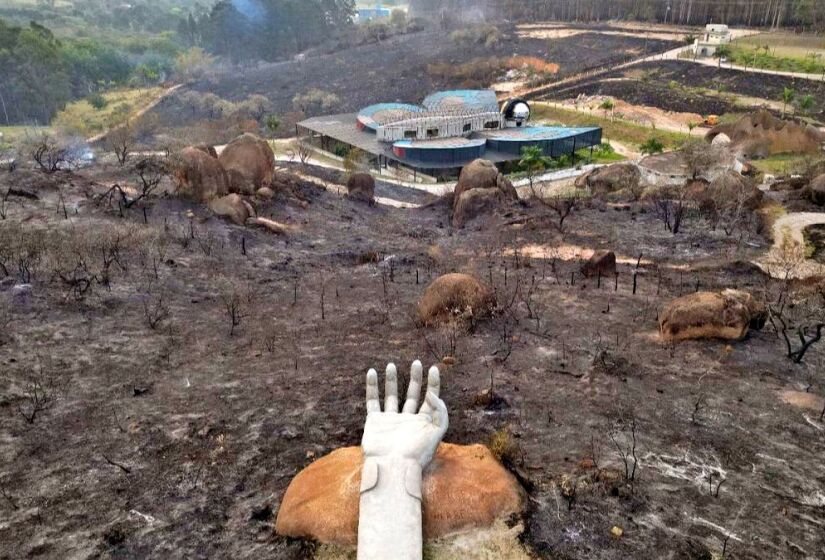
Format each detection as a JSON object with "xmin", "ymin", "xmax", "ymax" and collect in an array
[{"xmin": 693, "ymin": 24, "xmax": 732, "ymax": 57}]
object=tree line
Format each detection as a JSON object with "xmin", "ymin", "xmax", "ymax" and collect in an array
[
  {"xmin": 0, "ymin": 19, "xmax": 135, "ymax": 125},
  {"xmin": 178, "ymin": 0, "xmax": 356, "ymax": 62},
  {"xmin": 487, "ymin": 0, "xmax": 825, "ymax": 30}
]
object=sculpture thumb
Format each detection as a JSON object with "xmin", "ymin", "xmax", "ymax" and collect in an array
[{"xmin": 426, "ymin": 391, "xmax": 449, "ymax": 435}]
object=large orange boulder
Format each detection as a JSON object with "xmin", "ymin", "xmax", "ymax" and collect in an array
[
  {"xmin": 659, "ymin": 289, "xmax": 766, "ymax": 342},
  {"xmin": 172, "ymin": 147, "xmax": 229, "ymax": 203},
  {"xmin": 218, "ymin": 133, "xmax": 275, "ymax": 195},
  {"xmin": 275, "ymin": 443, "xmax": 523, "ymax": 545},
  {"xmin": 452, "ymin": 159, "xmax": 517, "ymax": 228},
  {"xmin": 208, "ymin": 193, "xmax": 255, "ymax": 225},
  {"xmin": 453, "ymin": 159, "xmax": 517, "ymax": 203},
  {"xmin": 418, "ymin": 273, "xmax": 496, "ymax": 326}
]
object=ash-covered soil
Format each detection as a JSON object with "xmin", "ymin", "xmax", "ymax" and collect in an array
[
  {"xmin": 146, "ymin": 28, "xmax": 678, "ymax": 145},
  {"xmin": 548, "ymin": 60, "xmax": 825, "ymax": 121},
  {"xmin": 1, "ymin": 165, "xmax": 823, "ymax": 560}
]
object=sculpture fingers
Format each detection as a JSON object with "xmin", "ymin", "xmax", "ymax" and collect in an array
[
  {"xmin": 366, "ymin": 368, "xmax": 381, "ymax": 414},
  {"xmin": 418, "ymin": 366, "xmax": 441, "ymax": 416},
  {"xmin": 401, "ymin": 360, "xmax": 423, "ymax": 414},
  {"xmin": 384, "ymin": 363, "xmax": 399, "ymax": 413}
]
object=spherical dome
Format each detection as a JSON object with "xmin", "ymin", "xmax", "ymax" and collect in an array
[{"xmin": 512, "ymin": 102, "xmax": 530, "ymax": 120}]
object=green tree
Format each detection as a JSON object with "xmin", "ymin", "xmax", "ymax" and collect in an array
[
  {"xmin": 519, "ymin": 145, "xmax": 552, "ymax": 192},
  {"xmin": 87, "ymin": 93, "xmax": 108, "ymax": 110},
  {"xmin": 265, "ymin": 114, "xmax": 281, "ymax": 136},
  {"xmin": 640, "ymin": 137, "xmax": 665, "ymax": 155},
  {"xmin": 715, "ymin": 44, "xmax": 732, "ymax": 68},
  {"xmin": 799, "ymin": 94, "xmax": 815, "ymax": 118},
  {"xmin": 599, "ymin": 99, "xmax": 615, "ymax": 121},
  {"xmin": 782, "ymin": 87, "xmax": 796, "ymax": 118}
]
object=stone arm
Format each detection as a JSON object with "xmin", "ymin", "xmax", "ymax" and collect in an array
[{"xmin": 357, "ymin": 361, "xmax": 448, "ymax": 560}]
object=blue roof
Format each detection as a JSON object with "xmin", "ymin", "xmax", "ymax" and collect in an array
[{"xmin": 483, "ymin": 126, "xmax": 601, "ymax": 141}]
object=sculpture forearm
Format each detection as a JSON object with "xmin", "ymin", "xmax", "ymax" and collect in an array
[{"xmin": 357, "ymin": 456, "xmax": 423, "ymax": 560}]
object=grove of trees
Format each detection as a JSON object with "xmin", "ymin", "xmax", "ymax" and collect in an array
[
  {"xmin": 0, "ymin": 18, "xmax": 176, "ymax": 125},
  {"xmin": 180, "ymin": 0, "xmax": 356, "ymax": 62},
  {"xmin": 489, "ymin": 0, "xmax": 825, "ymax": 30}
]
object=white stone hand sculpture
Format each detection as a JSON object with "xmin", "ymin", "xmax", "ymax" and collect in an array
[{"xmin": 357, "ymin": 361, "xmax": 448, "ymax": 560}]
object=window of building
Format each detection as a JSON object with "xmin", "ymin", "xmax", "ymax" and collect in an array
[
  {"xmin": 426, "ymin": 128, "xmax": 439, "ymax": 138},
  {"xmin": 404, "ymin": 130, "xmax": 416, "ymax": 139},
  {"xmin": 463, "ymin": 123, "xmax": 472, "ymax": 133},
  {"xmin": 484, "ymin": 121, "xmax": 500, "ymax": 129}
]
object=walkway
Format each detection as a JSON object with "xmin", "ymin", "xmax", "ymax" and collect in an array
[{"xmin": 755, "ymin": 212, "xmax": 825, "ymax": 279}]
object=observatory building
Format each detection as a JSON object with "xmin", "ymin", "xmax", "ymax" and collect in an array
[{"xmin": 297, "ymin": 90, "xmax": 602, "ymax": 180}]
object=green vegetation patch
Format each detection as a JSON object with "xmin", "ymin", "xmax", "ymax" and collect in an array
[
  {"xmin": 726, "ymin": 36, "xmax": 825, "ymax": 75},
  {"xmin": 531, "ymin": 103, "xmax": 689, "ymax": 152},
  {"xmin": 751, "ymin": 154, "xmax": 825, "ymax": 176},
  {"xmin": 53, "ymin": 87, "xmax": 164, "ymax": 136}
]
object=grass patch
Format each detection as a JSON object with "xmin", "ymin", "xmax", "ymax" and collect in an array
[
  {"xmin": 727, "ymin": 34, "xmax": 825, "ymax": 75},
  {"xmin": 531, "ymin": 103, "xmax": 689, "ymax": 151},
  {"xmin": 751, "ymin": 154, "xmax": 825, "ymax": 176},
  {"xmin": 0, "ymin": 126, "xmax": 52, "ymax": 150},
  {"xmin": 735, "ymin": 32, "xmax": 825, "ymax": 58},
  {"xmin": 53, "ymin": 87, "xmax": 164, "ymax": 136}
]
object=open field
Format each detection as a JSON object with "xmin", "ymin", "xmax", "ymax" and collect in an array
[
  {"xmin": 725, "ymin": 32, "xmax": 825, "ymax": 76},
  {"xmin": 2, "ymin": 157, "xmax": 825, "ymax": 559},
  {"xmin": 734, "ymin": 31, "xmax": 825, "ymax": 59}
]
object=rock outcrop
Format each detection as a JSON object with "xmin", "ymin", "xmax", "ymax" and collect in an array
[
  {"xmin": 575, "ymin": 163, "xmax": 641, "ymax": 196},
  {"xmin": 218, "ymin": 133, "xmax": 275, "ymax": 195},
  {"xmin": 193, "ymin": 144, "xmax": 219, "ymax": 158},
  {"xmin": 275, "ymin": 443, "xmax": 523, "ymax": 545},
  {"xmin": 208, "ymin": 193, "xmax": 255, "ymax": 225},
  {"xmin": 581, "ymin": 250, "xmax": 616, "ymax": 279},
  {"xmin": 809, "ymin": 174, "xmax": 825, "ymax": 206},
  {"xmin": 452, "ymin": 159, "xmax": 517, "ymax": 228},
  {"xmin": 697, "ymin": 170, "xmax": 763, "ymax": 218},
  {"xmin": 346, "ymin": 172, "xmax": 375, "ymax": 204},
  {"xmin": 659, "ymin": 289, "xmax": 766, "ymax": 342},
  {"xmin": 172, "ymin": 147, "xmax": 230, "ymax": 203},
  {"xmin": 418, "ymin": 273, "xmax": 496, "ymax": 326},
  {"xmin": 453, "ymin": 187, "xmax": 513, "ymax": 229},
  {"xmin": 706, "ymin": 110, "xmax": 825, "ymax": 159}
]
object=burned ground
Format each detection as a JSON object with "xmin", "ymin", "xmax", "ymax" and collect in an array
[
  {"xmin": 1, "ymin": 164, "xmax": 823, "ymax": 560},
  {"xmin": 546, "ymin": 60, "xmax": 825, "ymax": 121},
  {"xmin": 146, "ymin": 28, "xmax": 678, "ymax": 146}
]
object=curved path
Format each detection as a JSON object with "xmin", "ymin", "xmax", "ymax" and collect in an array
[{"xmin": 756, "ymin": 212, "xmax": 825, "ymax": 279}]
